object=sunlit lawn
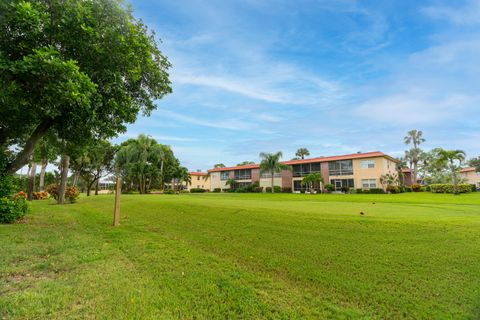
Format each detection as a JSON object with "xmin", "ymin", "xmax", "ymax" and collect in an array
[{"xmin": 1, "ymin": 192, "xmax": 480, "ymax": 319}]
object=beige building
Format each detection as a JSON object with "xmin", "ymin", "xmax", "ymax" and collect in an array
[
  {"xmin": 208, "ymin": 151, "xmax": 399, "ymax": 192},
  {"xmin": 184, "ymin": 171, "xmax": 210, "ymax": 191},
  {"xmin": 459, "ymin": 167, "xmax": 480, "ymax": 189}
]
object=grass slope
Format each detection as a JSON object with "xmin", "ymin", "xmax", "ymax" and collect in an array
[{"xmin": 1, "ymin": 193, "xmax": 480, "ymax": 319}]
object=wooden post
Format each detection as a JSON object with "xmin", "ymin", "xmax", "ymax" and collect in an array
[{"xmin": 113, "ymin": 177, "xmax": 122, "ymax": 226}]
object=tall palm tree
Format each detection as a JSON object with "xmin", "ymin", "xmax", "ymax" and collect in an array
[
  {"xmin": 404, "ymin": 130, "xmax": 426, "ymax": 185},
  {"xmin": 259, "ymin": 152, "xmax": 290, "ymax": 193},
  {"xmin": 436, "ymin": 149, "xmax": 465, "ymax": 194},
  {"xmin": 295, "ymin": 148, "xmax": 310, "ymax": 160}
]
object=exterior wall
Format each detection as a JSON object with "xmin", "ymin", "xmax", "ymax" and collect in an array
[
  {"xmin": 260, "ymin": 177, "xmax": 282, "ymax": 188},
  {"xmin": 320, "ymin": 162, "xmax": 329, "ymax": 184},
  {"xmin": 351, "ymin": 156, "xmax": 396, "ymax": 190},
  {"xmin": 209, "ymin": 172, "xmax": 228, "ymax": 190},
  {"xmin": 281, "ymin": 169, "xmax": 292, "ymax": 189},
  {"xmin": 251, "ymin": 168, "xmax": 260, "ymax": 183},
  {"xmin": 186, "ymin": 174, "xmax": 210, "ymax": 191},
  {"xmin": 460, "ymin": 170, "xmax": 480, "ymax": 188}
]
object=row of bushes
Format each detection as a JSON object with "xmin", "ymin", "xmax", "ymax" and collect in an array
[{"xmin": 428, "ymin": 184, "xmax": 476, "ymax": 194}]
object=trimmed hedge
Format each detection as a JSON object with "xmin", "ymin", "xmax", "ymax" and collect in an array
[
  {"xmin": 190, "ymin": 188, "xmax": 207, "ymax": 193},
  {"xmin": 429, "ymin": 184, "xmax": 473, "ymax": 194},
  {"xmin": 213, "ymin": 188, "xmax": 221, "ymax": 193}
]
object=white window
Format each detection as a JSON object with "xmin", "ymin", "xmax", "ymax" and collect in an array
[
  {"xmin": 361, "ymin": 160, "xmax": 375, "ymax": 169},
  {"xmin": 362, "ymin": 179, "xmax": 377, "ymax": 189}
]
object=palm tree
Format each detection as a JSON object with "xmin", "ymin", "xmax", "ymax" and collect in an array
[
  {"xmin": 237, "ymin": 161, "xmax": 255, "ymax": 166},
  {"xmin": 436, "ymin": 149, "xmax": 466, "ymax": 194},
  {"xmin": 295, "ymin": 148, "xmax": 310, "ymax": 160},
  {"xmin": 225, "ymin": 178, "xmax": 236, "ymax": 190},
  {"xmin": 301, "ymin": 173, "xmax": 324, "ymax": 193},
  {"xmin": 259, "ymin": 152, "xmax": 290, "ymax": 193},
  {"xmin": 404, "ymin": 130, "xmax": 425, "ymax": 185}
]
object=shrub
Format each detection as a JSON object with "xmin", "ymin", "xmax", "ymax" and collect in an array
[
  {"xmin": 411, "ymin": 184, "xmax": 422, "ymax": 192},
  {"xmin": 386, "ymin": 185, "xmax": 399, "ymax": 194},
  {"xmin": 0, "ymin": 197, "xmax": 28, "ymax": 224},
  {"xmin": 471, "ymin": 184, "xmax": 477, "ymax": 192},
  {"xmin": 324, "ymin": 184, "xmax": 335, "ymax": 192},
  {"xmin": 282, "ymin": 187, "xmax": 292, "ymax": 193},
  {"xmin": 265, "ymin": 187, "xmax": 272, "ymax": 193},
  {"xmin": 340, "ymin": 186, "xmax": 349, "ymax": 193},
  {"xmin": 404, "ymin": 187, "xmax": 412, "ymax": 192},
  {"xmin": 355, "ymin": 188, "xmax": 363, "ymax": 194},
  {"xmin": 369, "ymin": 188, "xmax": 385, "ymax": 194},
  {"xmin": 273, "ymin": 186, "xmax": 282, "ymax": 193},
  {"xmin": 163, "ymin": 189, "xmax": 175, "ymax": 194},
  {"xmin": 45, "ymin": 184, "xmax": 59, "ymax": 200},
  {"xmin": 190, "ymin": 188, "xmax": 206, "ymax": 193},
  {"xmin": 429, "ymin": 184, "xmax": 472, "ymax": 194},
  {"xmin": 348, "ymin": 188, "xmax": 356, "ymax": 194},
  {"xmin": 213, "ymin": 188, "xmax": 221, "ymax": 193},
  {"xmin": 65, "ymin": 186, "xmax": 80, "ymax": 203},
  {"xmin": 32, "ymin": 191, "xmax": 49, "ymax": 200},
  {"xmin": 14, "ymin": 191, "xmax": 27, "ymax": 200}
]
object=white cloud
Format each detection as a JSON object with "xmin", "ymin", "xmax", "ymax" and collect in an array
[{"xmin": 423, "ymin": 0, "xmax": 480, "ymax": 25}]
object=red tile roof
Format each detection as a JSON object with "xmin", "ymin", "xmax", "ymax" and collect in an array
[
  {"xmin": 460, "ymin": 167, "xmax": 476, "ymax": 173},
  {"xmin": 208, "ymin": 151, "xmax": 398, "ymax": 172},
  {"xmin": 189, "ymin": 172, "xmax": 208, "ymax": 176}
]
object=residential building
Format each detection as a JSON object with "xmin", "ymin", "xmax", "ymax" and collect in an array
[
  {"xmin": 208, "ymin": 151, "xmax": 399, "ymax": 192},
  {"xmin": 459, "ymin": 167, "xmax": 480, "ymax": 189},
  {"xmin": 184, "ymin": 171, "xmax": 210, "ymax": 191}
]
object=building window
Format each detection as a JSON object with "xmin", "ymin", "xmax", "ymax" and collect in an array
[
  {"xmin": 328, "ymin": 160, "xmax": 353, "ymax": 176},
  {"xmin": 234, "ymin": 169, "xmax": 251, "ymax": 180},
  {"xmin": 293, "ymin": 180, "xmax": 306, "ymax": 192},
  {"xmin": 220, "ymin": 171, "xmax": 230, "ymax": 180},
  {"xmin": 361, "ymin": 160, "xmax": 375, "ymax": 169},
  {"xmin": 197, "ymin": 176, "xmax": 200, "ymax": 180},
  {"xmin": 292, "ymin": 162, "xmax": 321, "ymax": 177},
  {"xmin": 330, "ymin": 179, "xmax": 354, "ymax": 191},
  {"xmin": 362, "ymin": 179, "xmax": 377, "ymax": 189}
]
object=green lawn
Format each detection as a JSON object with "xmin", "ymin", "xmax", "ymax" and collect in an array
[{"xmin": 1, "ymin": 193, "xmax": 480, "ymax": 319}]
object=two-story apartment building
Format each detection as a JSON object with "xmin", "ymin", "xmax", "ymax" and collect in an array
[
  {"xmin": 182, "ymin": 171, "xmax": 210, "ymax": 191},
  {"xmin": 459, "ymin": 167, "xmax": 480, "ymax": 189},
  {"xmin": 208, "ymin": 151, "xmax": 399, "ymax": 192}
]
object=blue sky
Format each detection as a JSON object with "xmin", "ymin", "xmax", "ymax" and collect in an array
[{"xmin": 116, "ymin": 0, "xmax": 480, "ymax": 171}]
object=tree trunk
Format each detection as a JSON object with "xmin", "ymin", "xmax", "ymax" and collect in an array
[
  {"xmin": 6, "ymin": 118, "xmax": 55, "ymax": 174},
  {"xmin": 412, "ymin": 161, "xmax": 418, "ymax": 185},
  {"xmin": 39, "ymin": 159, "xmax": 48, "ymax": 191},
  {"xmin": 27, "ymin": 162, "xmax": 37, "ymax": 200},
  {"xmin": 95, "ymin": 179, "xmax": 99, "ymax": 195},
  {"xmin": 57, "ymin": 154, "xmax": 70, "ymax": 204},
  {"xmin": 271, "ymin": 172, "xmax": 274, "ymax": 193},
  {"xmin": 159, "ymin": 160, "xmax": 164, "ymax": 191},
  {"xmin": 73, "ymin": 171, "xmax": 80, "ymax": 187}
]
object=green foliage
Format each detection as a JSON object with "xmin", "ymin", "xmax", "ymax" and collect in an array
[
  {"xmin": 0, "ymin": 0, "xmax": 172, "ymax": 173},
  {"xmin": 259, "ymin": 151, "xmax": 290, "ymax": 193},
  {"xmin": 163, "ymin": 189, "xmax": 175, "ymax": 195},
  {"xmin": 115, "ymin": 135, "xmax": 179, "ymax": 194},
  {"xmin": 236, "ymin": 161, "xmax": 255, "ymax": 166},
  {"xmin": 282, "ymin": 187, "xmax": 292, "ymax": 193},
  {"xmin": 213, "ymin": 188, "xmax": 221, "ymax": 193},
  {"xmin": 429, "ymin": 184, "xmax": 472, "ymax": 194},
  {"xmin": 265, "ymin": 187, "xmax": 272, "ymax": 193},
  {"xmin": 411, "ymin": 184, "xmax": 422, "ymax": 192},
  {"xmin": 0, "ymin": 196, "xmax": 28, "ymax": 223},
  {"xmin": 295, "ymin": 148, "xmax": 310, "ymax": 159},
  {"xmin": 301, "ymin": 173, "xmax": 324, "ymax": 193},
  {"xmin": 404, "ymin": 187, "xmax": 413, "ymax": 192},
  {"xmin": 368, "ymin": 188, "xmax": 385, "ymax": 194},
  {"xmin": 386, "ymin": 185, "xmax": 400, "ymax": 194},
  {"xmin": 324, "ymin": 184, "xmax": 335, "ymax": 192},
  {"xmin": 190, "ymin": 188, "xmax": 207, "ymax": 193},
  {"xmin": 273, "ymin": 186, "xmax": 282, "ymax": 193},
  {"xmin": 235, "ymin": 183, "xmax": 262, "ymax": 193}
]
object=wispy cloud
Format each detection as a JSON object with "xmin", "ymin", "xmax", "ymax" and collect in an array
[{"xmin": 423, "ymin": 0, "xmax": 480, "ymax": 25}]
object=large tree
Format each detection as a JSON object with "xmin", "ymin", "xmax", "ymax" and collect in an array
[
  {"xmin": 404, "ymin": 130, "xmax": 425, "ymax": 185},
  {"xmin": 468, "ymin": 157, "xmax": 480, "ymax": 172},
  {"xmin": 0, "ymin": 0, "xmax": 171, "ymax": 174},
  {"xmin": 115, "ymin": 135, "xmax": 178, "ymax": 194},
  {"xmin": 259, "ymin": 152, "xmax": 290, "ymax": 193}
]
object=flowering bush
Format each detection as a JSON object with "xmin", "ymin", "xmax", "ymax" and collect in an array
[
  {"xmin": 65, "ymin": 186, "xmax": 80, "ymax": 203},
  {"xmin": 13, "ymin": 191, "xmax": 27, "ymax": 200},
  {"xmin": 411, "ymin": 184, "xmax": 422, "ymax": 192},
  {"xmin": 32, "ymin": 191, "xmax": 49, "ymax": 200},
  {"xmin": 45, "ymin": 184, "xmax": 59, "ymax": 200}
]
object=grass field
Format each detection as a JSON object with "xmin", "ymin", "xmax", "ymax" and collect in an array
[{"xmin": 1, "ymin": 193, "xmax": 480, "ymax": 319}]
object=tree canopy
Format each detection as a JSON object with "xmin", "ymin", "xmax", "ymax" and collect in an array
[{"xmin": 0, "ymin": 0, "xmax": 172, "ymax": 173}]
